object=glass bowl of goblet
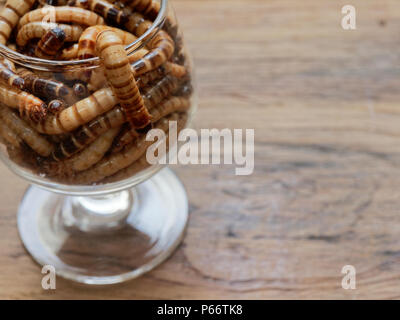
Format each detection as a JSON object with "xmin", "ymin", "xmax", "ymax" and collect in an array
[{"xmin": 0, "ymin": 0, "xmax": 196, "ymax": 285}]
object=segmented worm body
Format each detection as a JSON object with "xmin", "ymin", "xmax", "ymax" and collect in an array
[
  {"xmin": 78, "ymin": 25, "xmax": 137, "ymax": 59},
  {"xmin": 51, "ymin": 106, "xmax": 125, "ymax": 160},
  {"xmin": 96, "ymin": 30, "xmax": 151, "ymax": 128},
  {"xmin": 18, "ymin": 68, "xmax": 77, "ymax": 104},
  {"xmin": 66, "ymin": 126, "xmax": 120, "ymax": 171},
  {"xmin": 124, "ymin": 10, "xmax": 175, "ymax": 76},
  {"xmin": 113, "ymin": 95, "xmax": 188, "ymax": 151},
  {"xmin": 60, "ymin": 43, "xmax": 78, "ymax": 59},
  {"xmin": 0, "ymin": 84, "xmax": 47, "ymax": 122},
  {"xmin": 33, "ymin": 87, "xmax": 118, "ymax": 134},
  {"xmin": 149, "ymin": 96, "xmax": 190, "ymax": 122},
  {"xmin": 69, "ymin": 0, "xmax": 127, "ymax": 25},
  {"xmin": 87, "ymin": 47, "xmax": 148, "ymax": 91},
  {"xmin": 18, "ymin": 6, "xmax": 104, "ymax": 30},
  {"xmin": 0, "ymin": 0, "xmax": 36, "ymax": 44},
  {"xmin": 0, "ymin": 119, "xmax": 22, "ymax": 148},
  {"xmin": 0, "ymin": 106, "xmax": 53, "ymax": 156},
  {"xmin": 75, "ymin": 113, "xmax": 177, "ymax": 183},
  {"xmin": 141, "ymin": 74, "xmax": 178, "ymax": 109},
  {"xmin": 105, "ymin": 113, "xmax": 188, "ymax": 183},
  {"xmin": 39, "ymin": 0, "xmax": 68, "ymax": 5},
  {"xmin": 35, "ymin": 27, "xmax": 66, "ymax": 59},
  {"xmin": 17, "ymin": 22, "xmax": 83, "ymax": 46},
  {"xmin": 0, "ymin": 60, "xmax": 24, "ymax": 89},
  {"xmin": 120, "ymin": 0, "xmax": 176, "ymax": 35}
]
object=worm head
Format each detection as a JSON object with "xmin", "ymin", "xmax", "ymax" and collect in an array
[
  {"xmin": 29, "ymin": 103, "xmax": 48, "ymax": 123},
  {"xmin": 48, "ymin": 100, "xmax": 65, "ymax": 115}
]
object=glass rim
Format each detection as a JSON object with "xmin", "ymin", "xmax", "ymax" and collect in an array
[{"xmin": 0, "ymin": 0, "xmax": 168, "ymax": 70}]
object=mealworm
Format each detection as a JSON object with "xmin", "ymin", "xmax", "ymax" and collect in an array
[
  {"xmin": 141, "ymin": 74, "xmax": 179, "ymax": 110},
  {"xmin": 39, "ymin": 0, "xmax": 69, "ymax": 5},
  {"xmin": 0, "ymin": 0, "xmax": 36, "ymax": 44},
  {"xmin": 103, "ymin": 154, "xmax": 150, "ymax": 183},
  {"xmin": 0, "ymin": 118, "xmax": 22, "ymax": 148},
  {"xmin": 69, "ymin": 0, "xmax": 127, "ymax": 25},
  {"xmin": 124, "ymin": 10, "xmax": 175, "ymax": 76},
  {"xmin": 165, "ymin": 61, "xmax": 187, "ymax": 78},
  {"xmin": 121, "ymin": 0, "xmax": 176, "ymax": 36},
  {"xmin": 18, "ymin": 68, "xmax": 77, "ymax": 105},
  {"xmin": 74, "ymin": 112, "xmax": 177, "ymax": 184},
  {"xmin": 110, "ymin": 123, "xmax": 138, "ymax": 153},
  {"xmin": 149, "ymin": 96, "xmax": 190, "ymax": 122},
  {"xmin": 78, "ymin": 25, "xmax": 137, "ymax": 59},
  {"xmin": 87, "ymin": 47, "xmax": 149, "ymax": 91},
  {"xmin": 0, "ymin": 84, "xmax": 48, "ymax": 122},
  {"xmin": 17, "ymin": 22, "xmax": 83, "ymax": 46},
  {"xmin": 51, "ymin": 105, "xmax": 125, "ymax": 160},
  {"xmin": 18, "ymin": 6, "xmax": 104, "ymax": 30},
  {"xmin": 112, "ymin": 96, "xmax": 189, "ymax": 152},
  {"xmin": 60, "ymin": 43, "xmax": 78, "ymax": 60},
  {"xmin": 0, "ymin": 106, "xmax": 53, "ymax": 156},
  {"xmin": 96, "ymin": 30, "xmax": 151, "ymax": 128},
  {"xmin": 66, "ymin": 126, "xmax": 120, "ymax": 172},
  {"xmin": 105, "ymin": 113, "xmax": 188, "ymax": 183},
  {"xmin": 35, "ymin": 27, "xmax": 66, "ymax": 59},
  {"xmin": 33, "ymin": 86, "xmax": 118, "ymax": 134},
  {"xmin": 0, "ymin": 60, "xmax": 24, "ymax": 89}
]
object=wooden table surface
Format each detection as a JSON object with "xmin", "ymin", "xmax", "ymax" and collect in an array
[{"xmin": 2, "ymin": 0, "xmax": 400, "ymax": 299}]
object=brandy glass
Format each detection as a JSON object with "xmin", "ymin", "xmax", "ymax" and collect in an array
[{"xmin": 0, "ymin": 0, "xmax": 196, "ymax": 284}]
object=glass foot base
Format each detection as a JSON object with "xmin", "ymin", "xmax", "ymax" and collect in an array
[{"xmin": 17, "ymin": 168, "xmax": 189, "ymax": 285}]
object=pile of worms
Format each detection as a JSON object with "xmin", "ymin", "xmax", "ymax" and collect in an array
[{"xmin": 0, "ymin": 0, "xmax": 192, "ymax": 185}]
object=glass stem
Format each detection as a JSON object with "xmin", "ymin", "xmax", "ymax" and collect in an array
[{"xmin": 61, "ymin": 190, "xmax": 134, "ymax": 232}]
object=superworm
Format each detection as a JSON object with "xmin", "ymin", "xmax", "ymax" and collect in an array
[
  {"xmin": 60, "ymin": 43, "xmax": 78, "ymax": 60},
  {"xmin": 51, "ymin": 106, "xmax": 125, "ymax": 160},
  {"xmin": 87, "ymin": 47, "xmax": 149, "ymax": 91},
  {"xmin": 120, "ymin": 0, "xmax": 176, "ymax": 35},
  {"xmin": 35, "ymin": 27, "xmax": 66, "ymax": 59},
  {"xmin": 0, "ymin": 0, "xmax": 36, "ymax": 44},
  {"xmin": 39, "ymin": 0, "xmax": 69, "ymax": 5},
  {"xmin": 0, "ymin": 106, "xmax": 53, "ymax": 156},
  {"xmin": 105, "ymin": 112, "xmax": 188, "ymax": 183},
  {"xmin": 0, "ymin": 118, "xmax": 22, "ymax": 148},
  {"xmin": 0, "ymin": 84, "xmax": 48, "ymax": 122},
  {"xmin": 74, "ymin": 112, "xmax": 177, "ymax": 184},
  {"xmin": 113, "ymin": 96, "xmax": 189, "ymax": 152},
  {"xmin": 18, "ymin": 6, "xmax": 105, "ymax": 30},
  {"xmin": 33, "ymin": 86, "xmax": 118, "ymax": 134},
  {"xmin": 18, "ymin": 68, "xmax": 77, "ymax": 105},
  {"xmin": 68, "ymin": 0, "xmax": 127, "ymax": 25},
  {"xmin": 78, "ymin": 25, "xmax": 137, "ymax": 59},
  {"xmin": 124, "ymin": 10, "xmax": 175, "ymax": 76},
  {"xmin": 57, "ymin": 72, "xmax": 177, "ymax": 158},
  {"xmin": 17, "ymin": 22, "xmax": 83, "ymax": 46},
  {"xmin": 66, "ymin": 126, "xmax": 120, "ymax": 172},
  {"xmin": 0, "ymin": 60, "xmax": 24, "ymax": 89},
  {"xmin": 141, "ymin": 74, "xmax": 179, "ymax": 110},
  {"xmin": 96, "ymin": 30, "xmax": 151, "ymax": 128}
]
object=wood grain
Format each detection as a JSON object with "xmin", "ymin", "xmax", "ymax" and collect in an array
[{"xmin": 2, "ymin": 0, "xmax": 400, "ymax": 299}]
